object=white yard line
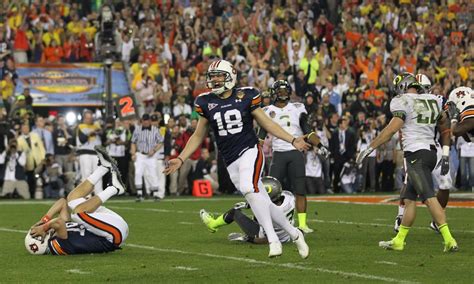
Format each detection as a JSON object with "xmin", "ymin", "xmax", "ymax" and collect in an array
[
  {"xmin": 178, "ymin": 222, "xmax": 196, "ymax": 225},
  {"xmin": 0, "ymin": 227, "xmax": 415, "ymax": 283},
  {"xmin": 173, "ymin": 266, "xmax": 199, "ymax": 271},
  {"xmin": 375, "ymin": 261, "xmax": 398, "ymax": 266},
  {"xmin": 308, "ymin": 219, "xmax": 474, "ymax": 234},
  {"xmin": 0, "ymin": 228, "xmax": 27, "ymax": 233},
  {"xmin": 127, "ymin": 243, "xmax": 416, "ymax": 283},
  {"xmin": 104, "ymin": 206, "xmax": 474, "ymax": 234},
  {"xmin": 66, "ymin": 269, "xmax": 91, "ymax": 275}
]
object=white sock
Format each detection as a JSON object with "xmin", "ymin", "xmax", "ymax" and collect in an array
[
  {"xmin": 97, "ymin": 186, "xmax": 118, "ymax": 203},
  {"xmin": 245, "ymin": 191, "xmax": 279, "ymax": 244},
  {"xmin": 87, "ymin": 166, "xmax": 108, "ymax": 185},
  {"xmin": 268, "ymin": 199, "xmax": 299, "ymax": 240},
  {"xmin": 398, "ymin": 205, "xmax": 405, "ymax": 217},
  {"xmin": 137, "ymin": 189, "xmax": 143, "ymax": 197}
]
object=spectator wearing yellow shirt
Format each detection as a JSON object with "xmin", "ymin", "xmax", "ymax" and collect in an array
[
  {"xmin": 7, "ymin": 5, "xmax": 23, "ymax": 31},
  {"xmin": 1, "ymin": 72, "xmax": 15, "ymax": 113},
  {"xmin": 458, "ymin": 58, "xmax": 472, "ymax": 82},
  {"xmin": 299, "ymin": 48, "xmax": 319, "ymax": 85}
]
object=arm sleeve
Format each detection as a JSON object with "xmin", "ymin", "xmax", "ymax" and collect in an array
[
  {"xmin": 390, "ymin": 97, "xmax": 407, "ymax": 121},
  {"xmin": 131, "ymin": 129, "xmax": 138, "ymax": 144},
  {"xmin": 299, "ymin": 112, "xmax": 312, "ymax": 135},
  {"xmin": 194, "ymin": 96, "xmax": 206, "ymax": 117},
  {"xmin": 460, "ymin": 105, "xmax": 474, "ymax": 122},
  {"xmin": 250, "ymin": 92, "xmax": 262, "ymax": 112}
]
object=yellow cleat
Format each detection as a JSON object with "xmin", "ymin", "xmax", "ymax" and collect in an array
[
  {"xmin": 199, "ymin": 209, "xmax": 217, "ymax": 233},
  {"xmin": 379, "ymin": 238, "xmax": 405, "ymax": 251},
  {"xmin": 444, "ymin": 239, "xmax": 458, "ymax": 253}
]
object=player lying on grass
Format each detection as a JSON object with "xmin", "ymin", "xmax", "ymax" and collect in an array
[
  {"xmin": 200, "ymin": 176, "xmax": 297, "ymax": 244},
  {"xmin": 25, "ymin": 146, "xmax": 128, "ymax": 255}
]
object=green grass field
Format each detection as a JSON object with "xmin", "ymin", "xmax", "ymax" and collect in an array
[{"xmin": 1, "ymin": 197, "xmax": 473, "ymax": 283}]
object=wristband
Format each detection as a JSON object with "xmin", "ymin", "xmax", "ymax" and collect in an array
[
  {"xmin": 177, "ymin": 156, "xmax": 184, "ymax": 165},
  {"xmin": 41, "ymin": 215, "xmax": 51, "ymax": 224},
  {"xmin": 291, "ymin": 138, "xmax": 296, "ymax": 146},
  {"xmin": 442, "ymin": 145, "xmax": 450, "ymax": 157},
  {"xmin": 307, "ymin": 132, "xmax": 315, "ymax": 139}
]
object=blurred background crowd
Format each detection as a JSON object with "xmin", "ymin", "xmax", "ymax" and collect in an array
[{"xmin": 0, "ymin": 0, "xmax": 472, "ymax": 200}]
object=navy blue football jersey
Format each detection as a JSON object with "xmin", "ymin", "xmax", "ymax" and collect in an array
[
  {"xmin": 48, "ymin": 222, "xmax": 117, "ymax": 255},
  {"xmin": 195, "ymin": 87, "xmax": 262, "ymax": 165}
]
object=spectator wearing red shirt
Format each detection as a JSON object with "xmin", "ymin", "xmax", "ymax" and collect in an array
[
  {"xmin": 43, "ymin": 39, "xmax": 63, "ymax": 63},
  {"xmin": 13, "ymin": 23, "xmax": 30, "ymax": 63}
]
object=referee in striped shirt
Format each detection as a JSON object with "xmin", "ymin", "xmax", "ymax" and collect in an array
[{"xmin": 131, "ymin": 113, "xmax": 164, "ymax": 201}]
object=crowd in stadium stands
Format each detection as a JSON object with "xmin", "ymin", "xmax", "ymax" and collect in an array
[{"xmin": 0, "ymin": 0, "xmax": 472, "ymax": 199}]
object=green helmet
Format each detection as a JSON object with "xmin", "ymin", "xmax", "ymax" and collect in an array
[
  {"xmin": 262, "ymin": 176, "xmax": 282, "ymax": 202},
  {"xmin": 392, "ymin": 72, "xmax": 423, "ymax": 95}
]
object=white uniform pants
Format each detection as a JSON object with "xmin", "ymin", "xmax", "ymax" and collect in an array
[
  {"xmin": 135, "ymin": 153, "xmax": 160, "ymax": 193},
  {"xmin": 144, "ymin": 159, "xmax": 166, "ymax": 199}
]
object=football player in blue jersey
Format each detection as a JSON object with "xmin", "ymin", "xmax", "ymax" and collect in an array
[
  {"xmin": 25, "ymin": 146, "xmax": 129, "ymax": 255},
  {"xmin": 164, "ymin": 59, "xmax": 310, "ymax": 259}
]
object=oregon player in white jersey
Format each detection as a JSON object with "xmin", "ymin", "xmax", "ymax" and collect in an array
[
  {"xmin": 356, "ymin": 73, "xmax": 458, "ymax": 252},
  {"xmin": 394, "ymin": 74, "xmax": 454, "ymax": 233},
  {"xmin": 199, "ymin": 176, "xmax": 296, "ymax": 244},
  {"xmin": 258, "ymin": 80, "xmax": 329, "ymax": 233}
]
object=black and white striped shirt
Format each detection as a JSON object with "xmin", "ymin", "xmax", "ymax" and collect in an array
[{"xmin": 131, "ymin": 125, "xmax": 163, "ymax": 154}]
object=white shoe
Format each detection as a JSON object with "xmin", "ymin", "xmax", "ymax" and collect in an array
[
  {"xmin": 268, "ymin": 242, "xmax": 282, "ymax": 258},
  {"xmin": 299, "ymin": 226, "xmax": 314, "ymax": 234},
  {"xmin": 293, "ymin": 229, "xmax": 309, "ymax": 259},
  {"xmin": 94, "ymin": 145, "xmax": 117, "ymax": 169},
  {"xmin": 429, "ymin": 221, "xmax": 440, "ymax": 233},
  {"xmin": 111, "ymin": 169, "xmax": 125, "ymax": 195},
  {"xmin": 394, "ymin": 215, "xmax": 402, "ymax": 233}
]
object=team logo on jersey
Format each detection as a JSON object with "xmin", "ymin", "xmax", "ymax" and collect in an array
[
  {"xmin": 208, "ymin": 103, "xmax": 218, "ymax": 111},
  {"xmin": 269, "ymin": 111, "xmax": 276, "ymax": 118},
  {"xmin": 235, "ymin": 91, "xmax": 245, "ymax": 102}
]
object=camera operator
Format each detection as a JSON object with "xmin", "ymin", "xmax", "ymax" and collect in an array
[
  {"xmin": 0, "ymin": 139, "xmax": 29, "ymax": 199},
  {"xmin": 52, "ymin": 114, "xmax": 74, "ymax": 193},
  {"xmin": 357, "ymin": 118, "xmax": 377, "ymax": 192},
  {"xmin": 34, "ymin": 153, "xmax": 64, "ymax": 199},
  {"xmin": 103, "ymin": 117, "xmax": 130, "ymax": 190}
]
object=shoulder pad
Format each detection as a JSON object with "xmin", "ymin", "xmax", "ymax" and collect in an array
[
  {"xmin": 197, "ymin": 92, "xmax": 211, "ymax": 98},
  {"xmin": 237, "ymin": 87, "xmax": 260, "ymax": 97}
]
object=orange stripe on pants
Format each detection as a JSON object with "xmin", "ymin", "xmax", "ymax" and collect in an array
[
  {"xmin": 78, "ymin": 212, "xmax": 122, "ymax": 246},
  {"xmin": 253, "ymin": 146, "xmax": 263, "ymax": 193}
]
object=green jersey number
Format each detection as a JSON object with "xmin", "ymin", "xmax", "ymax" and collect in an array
[{"xmin": 415, "ymin": 99, "xmax": 439, "ymax": 124}]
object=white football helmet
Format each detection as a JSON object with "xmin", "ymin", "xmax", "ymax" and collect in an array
[
  {"xmin": 206, "ymin": 59, "xmax": 237, "ymax": 95},
  {"xmin": 447, "ymin": 86, "xmax": 474, "ymax": 112},
  {"xmin": 25, "ymin": 229, "xmax": 52, "ymax": 255},
  {"xmin": 415, "ymin": 73, "xmax": 432, "ymax": 93}
]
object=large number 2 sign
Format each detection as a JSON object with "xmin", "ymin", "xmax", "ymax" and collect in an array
[{"xmin": 116, "ymin": 95, "xmax": 137, "ymax": 119}]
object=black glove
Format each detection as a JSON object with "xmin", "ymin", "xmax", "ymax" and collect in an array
[
  {"xmin": 437, "ymin": 156, "xmax": 450, "ymax": 176},
  {"xmin": 446, "ymin": 102, "xmax": 460, "ymax": 122}
]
